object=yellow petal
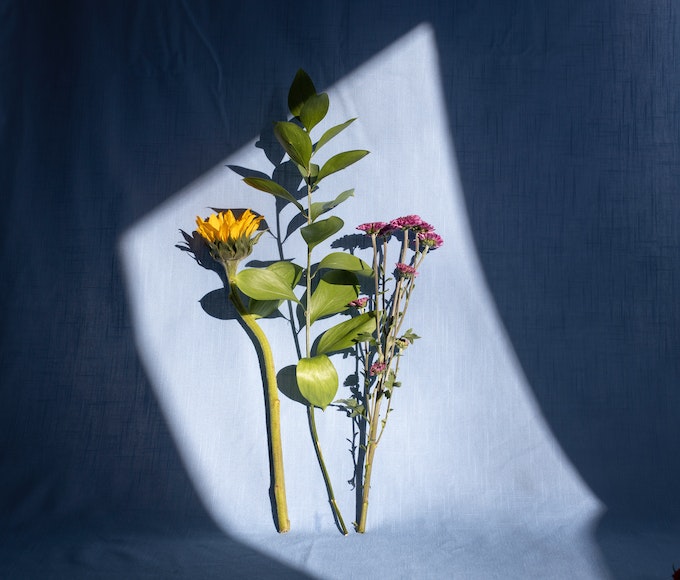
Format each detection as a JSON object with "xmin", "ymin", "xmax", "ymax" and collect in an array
[
  {"xmin": 207, "ymin": 213, "xmax": 222, "ymax": 229},
  {"xmin": 196, "ymin": 216, "xmax": 218, "ymax": 242}
]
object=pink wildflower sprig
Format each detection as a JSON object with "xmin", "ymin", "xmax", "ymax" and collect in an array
[{"xmin": 348, "ymin": 297, "xmax": 369, "ymax": 308}]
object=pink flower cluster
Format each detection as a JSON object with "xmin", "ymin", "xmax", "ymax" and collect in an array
[
  {"xmin": 369, "ymin": 362, "xmax": 387, "ymax": 376},
  {"xmin": 357, "ymin": 215, "xmax": 443, "ymax": 249},
  {"xmin": 389, "ymin": 214, "xmax": 433, "ymax": 232},
  {"xmin": 348, "ymin": 297, "xmax": 369, "ymax": 308},
  {"xmin": 395, "ymin": 262, "xmax": 418, "ymax": 277},
  {"xmin": 357, "ymin": 222, "xmax": 389, "ymax": 235}
]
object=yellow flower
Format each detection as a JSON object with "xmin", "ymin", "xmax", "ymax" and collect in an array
[
  {"xmin": 195, "ymin": 209, "xmax": 265, "ymax": 274},
  {"xmin": 196, "ymin": 209, "xmax": 263, "ymax": 244}
]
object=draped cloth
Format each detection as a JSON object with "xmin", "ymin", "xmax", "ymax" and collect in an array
[{"xmin": 2, "ymin": 2, "xmax": 678, "ymax": 578}]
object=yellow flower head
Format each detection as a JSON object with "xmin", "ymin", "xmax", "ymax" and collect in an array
[
  {"xmin": 196, "ymin": 209, "xmax": 263, "ymax": 244},
  {"xmin": 195, "ymin": 209, "xmax": 265, "ymax": 273}
]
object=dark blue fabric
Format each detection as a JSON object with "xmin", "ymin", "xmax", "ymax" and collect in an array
[{"xmin": 1, "ymin": 1, "xmax": 678, "ymax": 577}]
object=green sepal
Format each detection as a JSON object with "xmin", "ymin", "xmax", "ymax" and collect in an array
[
  {"xmin": 314, "ymin": 118, "xmax": 356, "ymax": 154},
  {"xmin": 308, "ymin": 270, "xmax": 358, "ymax": 324},
  {"xmin": 300, "ymin": 216, "xmax": 344, "ymax": 251},
  {"xmin": 296, "ymin": 355, "xmax": 339, "ymax": 410},
  {"xmin": 318, "ymin": 252, "xmax": 372, "ymax": 276},
  {"xmin": 317, "ymin": 150, "xmax": 369, "ymax": 183},
  {"xmin": 234, "ymin": 267, "xmax": 300, "ymax": 303},
  {"xmin": 273, "ymin": 121, "xmax": 312, "ymax": 169},
  {"xmin": 300, "ymin": 93, "xmax": 329, "ymax": 132},
  {"xmin": 316, "ymin": 311, "xmax": 376, "ymax": 355},
  {"xmin": 288, "ymin": 69, "xmax": 317, "ymax": 118},
  {"xmin": 243, "ymin": 177, "xmax": 303, "ymax": 211},
  {"xmin": 310, "ymin": 189, "xmax": 354, "ymax": 221}
]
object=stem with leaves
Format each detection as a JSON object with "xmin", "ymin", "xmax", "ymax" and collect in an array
[
  {"xmin": 303, "ymin": 179, "xmax": 348, "ymax": 536},
  {"xmin": 241, "ymin": 70, "xmax": 370, "ymax": 534}
]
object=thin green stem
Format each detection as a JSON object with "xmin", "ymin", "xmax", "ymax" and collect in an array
[
  {"xmin": 371, "ymin": 234, "xmax": 383, "ymax": 359},
  {"xmin": 308, "ymin": 404, "xmax": 348, "ymax": 535},
  {"xmin": 356, "ymin": 388, "xmax": 383, "ymax": 533},
  {"xmin": 303, "ymin": 179, "xmax": 348, "ymax": 535},
  {"xmin": 228, "ymin": 283, "xmax": 290, "ymax": 533}
]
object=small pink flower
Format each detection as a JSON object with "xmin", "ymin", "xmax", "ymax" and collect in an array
[
  {"xmin": 377, "ymin": 224, "xmax": 395, "ymax": 237},
  {"xmin": 390, "ymin": 215, "xmax": 433, "ymax": 232},
  {"xmin": 348, "ymin": 297, "xmax": 369, "ymax": 308},
  {"xmin": 369, "ymin": 362, "xmax": 387, "ymax": 376},
  {"xmin": 395, "ymin": 262, "xmax": 418, "ymax": 277},
  {"xmin": 357, "ymin": 222, "xmax": 389, "ymax": 235},
  {"xmin": 417, "ymin": 231, "xmax": 444, "ymax": 249}
]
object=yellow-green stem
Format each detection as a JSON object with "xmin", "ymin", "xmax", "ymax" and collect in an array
[{"xmin": 229, "ymin": 283, "xmax": 290, "ymax": 533}]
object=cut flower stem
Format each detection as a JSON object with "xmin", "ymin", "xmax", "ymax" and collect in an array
[{"xmin": 228, "ymin": 281, "xmax": 290, "ymax": 533}]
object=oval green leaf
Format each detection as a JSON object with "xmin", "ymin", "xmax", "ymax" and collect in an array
[
  {"xmin": 296, "ymin": 355, "xmax": 339, "ymax": 409},
  {"xmin": 243, "ymin": 177, "xmax": 303, "ymax": 211},
  {"xmin": 300, "ymin": 93, "xmax": 329, "ymax": 132},
  {"xmin": 308, "ymin": 270, "xmax": 358, "ymax": 324},
  {"xmin": 300, "ymin": 216, "xmax": 344, "ymax": 251},
  {"xmin": 248, "ymin": 299, "xmax": 280, "ymax": 319},
  {"xmin": 248, "ymin": 261, "xmax": 303, "ymax": 318},
  {"xmin": 310, "ymin": 189, "xmax": 354, "ymax": 221},
  {"xmin": 318, "ymin": 252, "xmax": 372, "ymax": 276},
  {"xmin": 317, "ymin": 150, "xmax": 369, "ymax": 183},
  {"xmin": 234, "ymin": 268, "xmax": 299, "ymax": 303},
  {"xmin": 273, "ymin": 121, "xmax": 312, "ymax": 169},
  {"xmin": 288, "ymin": 69, "xmax": 317, "ymax": 117},
  {"xmin": 314, "ymin": 118, "xmax": 356, "ymax": 153},
  {"xmin": 316, "ymin": 311, "xmax": 376, "ymax": 355}
]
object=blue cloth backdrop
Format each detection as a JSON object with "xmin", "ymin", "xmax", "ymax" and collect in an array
[{"xmin": 1, "ymin": 2, "xmax": 678, "ymax": 578}]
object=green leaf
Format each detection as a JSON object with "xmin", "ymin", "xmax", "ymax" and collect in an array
[
  {"xmin": 317, "ymin": 150, "xmax": 369, "ymax": 183},
  {"xmin": 334, "ymin": 397, "xmax": 365, "ymax": 419},
  {"xmin": 314, "ymin": 118, "xmax": 356, "ymax": 153},
  {"xmin": 248, "ymin": 261, "xmax": 303, "ymax": 318},
  {"xmin": 300, "ymin": 93, "xmax": 329, "ymax": 132},
  {"xmin": 276, "ymin": 365, "xmax": 308, "ymax": 405},
  {"xmin": 310, "ymin": 189, "xmax": 354, "ymax": 220},
  {"xmin": 308, "ymin": 270, "xmax": 358, "ymax": 324},
  {"xmin": 296, "ymin": 355, "xmax": 338, "ymax": 409},
  {"xmin": 318, "ymin": 252, "xmax": 372, "ymax": 276},
  {"xmin": 316, "ymin": 311, "xmax": 376, "ymax": 355},
  {"xmin": 288, "ymin": 69, "xmax": 317, "ymax": 117},
  {"xmin": 300, "ymin": 216, "xmax": 344, "ymax": 251},
  {"xmin": 383, "ymin": 370, "xmax": 398, "ymax": 398},
  {"xmin": 234, "ymin": 268, "xmax": 299, "ymax": 303},
  {"xmin": 243, "ymin": 177, "xmax": 303, "ymax": 211},
  {"xmin": 273, "ymin": 121, "xmax": 312, "ymax": 169},
  {"xmin": 401, "ymin": 328, "xmax": 421, "ymax": 344},
  {"xmin": 298, "ymin": 162, "xmax": 320, "ymax": 187},
  {"xmin": 248, "ymin": 298, "xmax": 281, "ymax": 319}
]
